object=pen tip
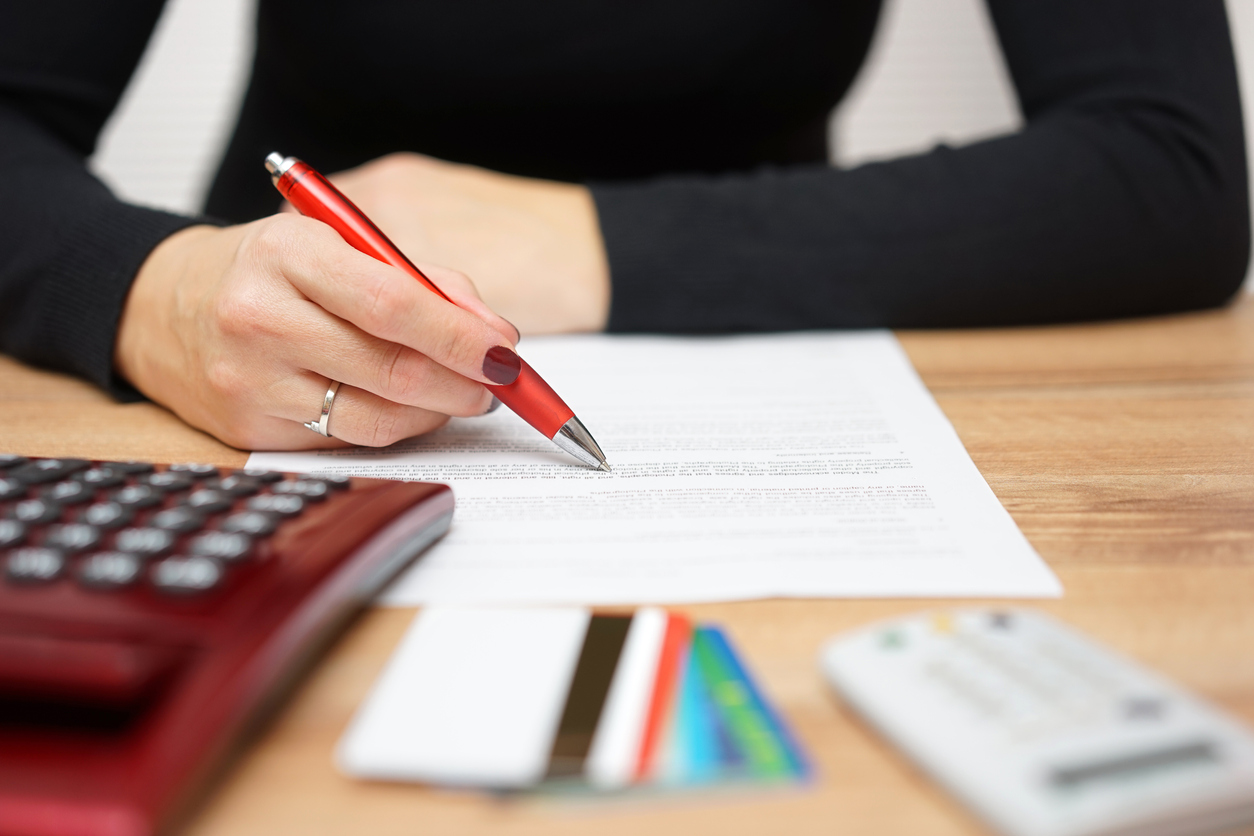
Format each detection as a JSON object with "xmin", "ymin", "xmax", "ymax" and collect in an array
[{"xmin": 599, "ymin": 462, "xmax": 613, "ymax": 473}]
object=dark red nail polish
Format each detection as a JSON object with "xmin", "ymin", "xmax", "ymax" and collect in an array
[
  {"xmin": 482, "ymin": 346, "xmax": 521, "ymax": 385},
  {"xmin": 486, "ymin": 396, "xmax": 502, "ymax": 413}
]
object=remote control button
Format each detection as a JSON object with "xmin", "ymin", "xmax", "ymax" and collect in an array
[
  {"xmin": 189, "ymin": 531, "xmax": 252, "ymax": 562},
  {"xmin": 0, "ymin": 454, "xmax": 29, "ymax": 469},
  {"xmin": 168, "ymin": 463, "xmax": 220, "ymax": 478},
  {"xmin": 5, "ymin": 547, "xmax": 65, "ymax": 583},
  {"xmin": 80, "ymin": 501, "xmax": 134, "ymax": 529},
  {"xmin": 8, "ymin": 498, "xmax": 62, "ymax": 524},
  {"xmin": 139, "ymin": 472, "xmax": 194, "ymax": 492},
  {"xmin": 184, "ymin": 489, "xmax": 233, "ymax": 514},
  {"xmin": 1123, "ymin": 696, "xmax": 1166, "ymax": 720},
  {"xmin": 44, "ymin": 523, "xmax": 102, "ymax": 553},
  {"xmin": 235, "ymin": 468, "xmax": 283, "ymax": 483},
  {"xmin": 303, "ymin": 473, "xmax": 351, "ymax": 489},
  {"xmin": 203, "ymin": 475, "xmax": 260, "ymax": 497},
  {"xmin": 220, "ymin": 511, "xmax": 278, "ymax": 536},
  {"xmin": 272, "ymin": 480, "xmax": 329, "ymax": 500},
  {"xmin": 9, "ymin": 458, "xmax": 90, "ymax": 485},
  {"xmin": 150, "ymin": 507, "xmax": 206, "ymax": 534},
  {"xmin": 152, "ymin": 556, "xmax": 223, "ymax": 594},
  {"xmin": 75, "ymin": 466, "xmax": 126, "ymax": 489},
  {"xmin": 78, "ymin": 552, "xmax": 142, "ymax": 590},
  {"xmin": 42, "ymin": 480, "xmax": 94, "ymax": 505},
  {"xmin": 114, "ymin": 527, "xmax": 175, "ymax": 558},
  {"xmin": 0, "ymin": 519, "xmax": 26, "ymax": 548},
  {"xmin": 246, "ymin": 494, "xmax": 304, "ymax": 517},
  {"xmin": 111, "ymin": 484, "xmax": 163, "ymax": 508},
  {"xmin": 0, "ymin": 477, "xmax": 25, "ymax": 501},
  {"xmin": 110, "ymin": 461, "xmax": 155, "ymax": 475}
]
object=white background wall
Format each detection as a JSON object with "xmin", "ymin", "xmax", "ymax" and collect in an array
[{"xmin": 91, "ymin": 0, "xmax": 1254, "ymax": 287}]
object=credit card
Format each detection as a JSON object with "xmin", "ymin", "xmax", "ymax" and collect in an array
[
  {"xmin": 691, "ymin": 626, "xmax": 811, "ymax": 781},
  {"xmin": 337, "ymin": 608, "xmax": 809, "ymax": 792}
]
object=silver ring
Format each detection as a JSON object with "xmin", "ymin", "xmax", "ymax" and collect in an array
[{"xmin": 304, "ymin": 380, "xmax": 342, "ymax": 438}]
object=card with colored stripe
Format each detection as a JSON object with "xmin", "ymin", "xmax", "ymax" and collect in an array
[{"xmin": 336, "ymin": 607, "xmax": 807, "ymax": 793}]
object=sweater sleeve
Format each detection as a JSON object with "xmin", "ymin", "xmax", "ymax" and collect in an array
[
  {"xmin": 0, "ymin": 0, "xmax": 213, "ymax": 399},
  {"xmin": 593, "ymin": 0, "xmax": 1250, "ymax": 332}
]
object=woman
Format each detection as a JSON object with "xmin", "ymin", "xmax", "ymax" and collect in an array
[{"xmin": 0, "ymin": 0, "xmax": 1247, "ymax": 449}]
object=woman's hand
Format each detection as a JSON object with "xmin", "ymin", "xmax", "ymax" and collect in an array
[
  {"xmin": 114, "ymin": 215, "xmax": 520, "ymax": 450},
  {"xmin": 322, "ymin": 153, "xmax": 611, "ymax": 335}
]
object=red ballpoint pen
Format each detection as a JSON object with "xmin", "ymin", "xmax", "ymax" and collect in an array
[{"xmin": 264, "ymin": 152, "xmax": 611, "ymax": 471}]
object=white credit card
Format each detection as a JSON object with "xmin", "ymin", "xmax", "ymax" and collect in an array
[
  {"xmin": 337, "ymin": 606, "xmax": 668, "ymax": 789},
  {"xmin": 821, "ymin": 609, "xmax": 1254, "ymax": 836}
]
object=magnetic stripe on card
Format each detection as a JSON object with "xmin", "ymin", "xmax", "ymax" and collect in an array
[
  {"xmin": 586, "ymin": 608, "xmax": 671, "ymax": 788},
  {"xmin": 545, "ymin": 615, "xmax": 632, "ymax": 779}
]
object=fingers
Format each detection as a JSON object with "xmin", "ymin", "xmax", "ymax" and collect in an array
[
  {"xmin": 263, "ymin": 373, "xmax": 454, "ymax": 450},
  {"xmin": 276, "ymin": 301, "xmax": 495, "ymax": 418},
  {"xmin": 259, "ymin": 216, "xmax": 519, "ymax": 385},
  {"xmin": 416, "ymin": 262, "xmax": 521, "ymax": 344}
]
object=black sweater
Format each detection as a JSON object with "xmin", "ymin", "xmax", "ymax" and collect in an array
[{"xmin": 0, "ymin": 0, "xmax": 1248, "ymax": 398}]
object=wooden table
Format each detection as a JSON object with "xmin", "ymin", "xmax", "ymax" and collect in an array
[{"xmin": 3, "ymin": 297, "xmax": 1253, "ymax": 836}]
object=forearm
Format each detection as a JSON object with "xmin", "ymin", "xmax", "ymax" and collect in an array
[
  {"xmin": 0, "ymin": 0, "xmax": 218, "ymax": 396},
  {"xmin": 0, "ymin": 104, "xmax": 208, "ymax": 396},
  {"xmin": 594, "ymin": 0, "xmax": 1249, "ymax": 332}
]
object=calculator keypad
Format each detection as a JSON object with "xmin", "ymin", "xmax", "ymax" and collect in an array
[{"xmin": 0, "ymin": 457, "xmax": 346, "ymax": 598}]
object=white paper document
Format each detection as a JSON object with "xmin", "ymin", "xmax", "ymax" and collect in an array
[{"xmin": 248, "ymin": 332, "xmax": 1060, "ymax": 604}]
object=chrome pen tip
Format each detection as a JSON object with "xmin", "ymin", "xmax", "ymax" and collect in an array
[{"xmin": 598, "ymin": 462, "xmax": 613, "ymax": 473}]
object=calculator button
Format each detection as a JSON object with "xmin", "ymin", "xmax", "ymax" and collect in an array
[
  {"xmin": 246, "ymin": 494, "xmax": 304, "ymax": 517},
  {"xmin": 236, "ymin": 468, "xmax": 283, "ymax": 483},
  {"xmin": 303, "ymin": 473, "xmax": 351, "ymax": 489},
  {"xmin": 42, "ymin": 480, "xmax": 95, "ymax": 505},
  {"xmin": 151, "ymin": 556, "xmax": 223, "ymax": 594},
  {"xmin": 203, "ymin": 475, "xmax": 260, "ymax": 497},
  {"xmin": 9, "ymin": 458, "xmax": 90, "ymax": 485},
  {"xmin": 221, "ymin": 511, "xmax": 278, "ymax": 536},
  {"xmin": 139, "ymin": 472, "xmax": 194, "ymax": 492},
  {"xmin": 184, "ymin": 489, "xmax": 233, "ymax": 514},
  {"xmin": 9, "ymin": 499, "xmax": 62, "ymax": 524},
  {"xmin": 44, "ymin": 523, "xmax": 102, "ymax": 553},
  {"xmin": 110, "ymin": 461, "xmax": 155, "ymax": 475},
  {"xmin": 75, "ymin": 466, "xmax": 126, "ymax": 489},
  {"xmin": 272, "ymin": 480, "xmax": 329, "ymax": 500},
  {"xmin": 0, "ymin": 519, "xmax": 26, "ymax": 548},
  {"xmin": 80, "ymin": 501, "xmax": 134, "ymax": 529},
  {"xmin": 111, "ymin": 484, "xmax": 164, "ymax": 508},
  {"xmin": 0, "ymin": 477, "xmax": 25, "ymax": 501},
  {"xmin": 189, "ymin": 531, "xmax": 252, "ymax": 562},
  {"xmin": 150, "ymin": 507, "xmax": 206, "ymax": 534},
  {"xmin": 168, "ymin": 463, "xmax": 220, "ymax": 478},
  {"xmin": 77, "ymin": 552, "xmax": 142, "ymax": 590},
  {"xmin": 5, "ymin": 547, "xmax": 66, "ymax": 583},
  {"xmin": 114, "ymin": 527, "xmax": 175, "ymax": 558},
  {"xmin": 0, "ymin": 454, "xmax": 28, "ymax": 469}
]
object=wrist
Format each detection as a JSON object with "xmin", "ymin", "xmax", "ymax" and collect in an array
[
  {"xmin": 114, "ymin": 224, "xmax": 224, "ymax": 397},
  {"xmin": 558, "ymin": 184, "xmax": 611, "ymax": 332}
]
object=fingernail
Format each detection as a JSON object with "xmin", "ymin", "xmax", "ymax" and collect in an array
[
  {"xmin": 486, "ymin": 396, "xmax": 501, "ymax": 414},
  {"xmin": 503, "ymin": 319, "xmax": 521, "ymax": 344},
  {"xmin": 482, "ymin": 345, "xmax": 521, "ymax": 385}
]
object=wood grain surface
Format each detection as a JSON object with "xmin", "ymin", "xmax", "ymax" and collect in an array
[{"xmin": 2, "ymin": 297, "xmax": 1252, "ymax": 836}]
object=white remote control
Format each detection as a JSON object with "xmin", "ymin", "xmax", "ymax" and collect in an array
[{"xmin": 820, "ymin": 609, "xmax": 1254, "ymax": 836}]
